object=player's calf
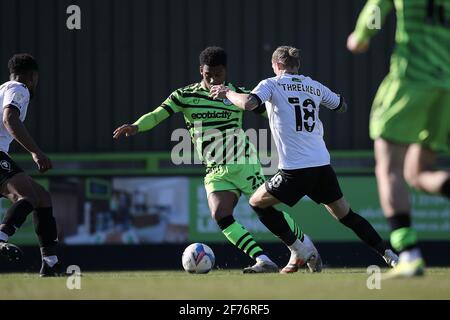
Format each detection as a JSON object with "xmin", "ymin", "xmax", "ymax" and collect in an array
[
  {"xmin": 337, "ymin": 208, "xmax": 397, "ymax": 267},
  {"xmin": 251, "ymin": 205, "xmax": 323, "ymax": 273},
  {"xmin": 33, "ymin": 207, "xmax": 62, "ymax": 275},
  {"xmin": 0, "ymin": 198, "xmax": 35, "ymax": 241}
]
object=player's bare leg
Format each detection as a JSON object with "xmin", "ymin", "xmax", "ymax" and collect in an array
[
  {"xmin": 27, "ymin": 178, "xmax": 64, "ymax": 277},
  {"xmin": 0, "ymin": 173, "xmax": 39, "ymax": 263},
  {"xmin": 0, "ymin": 173, "xmax": 64, "ymax": 276},
  {"xmin": 404, "ymin": 144, "xmax": 450, "ymax": 197},
  {"xmin": 374, "ymin": 139, "xmax": 410, "ymax": 217},
  {"xmin": 324, "ymin": 196, "xmax": 398, "ymax": 268},
  {"xmin": 374, "ymin": 139, "xmax": 424, "ymax": 278},
  {"xmin": 207, "ymin": 191, "xmax": 278, "ymax": 273},
  {"xmin": 250, "ymin": 184, "xmax": 322, "ymax": 273}
]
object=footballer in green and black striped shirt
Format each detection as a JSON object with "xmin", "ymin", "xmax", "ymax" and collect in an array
[
  {"xmin": 348, "ymin": 0, "xmax": 450, "ymax": 278},
  {"xmin": 113, "ymin": 47, "xmax": 319, "ymax": 273}
]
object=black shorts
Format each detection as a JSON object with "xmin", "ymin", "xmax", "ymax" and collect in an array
[
  {"xmin": 266, "ymin": 165, "xmax": 343, "ymax": 207},
  {"xmin": 0, "ymin": 152, "xmax": 24, "ymax": 186}
]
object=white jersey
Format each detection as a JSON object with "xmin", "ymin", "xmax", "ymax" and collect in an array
[
  {"xmin": 0, "ymin": 81, "xmax": 30, "ymax": 153},
  {"xmin": 252, "ymin": 74, "xmax": 342, "ymax": 170}
]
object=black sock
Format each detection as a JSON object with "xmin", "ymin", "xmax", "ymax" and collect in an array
[
  {"xmin": 250, "ymin": 205, "xmax": 297, "ymax": 246},
  {"xmin": 33, "ymin": 207, "xmax": 58, "ymax": 255},
  {"xmin": 0, "ymin": 199, "xmax": 34, "ymax": 236},
  {"xmin": 387, "ymin": 213, "xmax": 411, "ymax": 230},
  {"xmin": 441, "ymin": 178, "xmax": 450, "ymax": 199},
  {"xmin": 387, "ymin": 213, "xmax": 418, "ymax": 252},
  {"xmin": 216, "ymin": 215, "xmax": 265, "ymax": 259},
  {"xmin": 340, "ymin": 209, "xmax": 386, "ymax": 255},
  {"xmin": 216, "ymin": 215, "xmax": 235, "ymax": 230}
]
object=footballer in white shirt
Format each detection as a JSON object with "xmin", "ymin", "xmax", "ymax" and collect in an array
[
  {"xmin": 211, "ymin": 46, "xmax": 398, "ymax": 272},
  {"xmin": 0, "ymin": 54, "xmax": 64, "ymax": 276}
]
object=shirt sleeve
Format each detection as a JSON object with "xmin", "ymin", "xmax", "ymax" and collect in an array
[
  {"xmin": 133, "ymin": 90, "xmax": 182, "ymax": 132},
  {"xmin": 234, "ymin": 84, "xmax": 266, "ymax": 114},
  {"xmin": 2, "ymin": 84, "xmax": 30, "ymax": 115},
  {"xmin": 352, "ymin": 0, "xmax": 394, "ymax": 44},
  {"xmin": 318, "ymin": 82, "xmax": 341, "ymax": 110},
  {"xmin": 251, "ymin": 79, "xmax": 274, "ymax": 104},
  {"xmin": 160, "ymin": 89, "xmax": 183, "ymax": 115}
]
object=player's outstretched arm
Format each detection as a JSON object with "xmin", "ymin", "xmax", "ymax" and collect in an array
[
  {"xmin": 3, "ymin": 107, "xmax": 52, "ymax": 172},
  {"xmin": 347, "ymin": 0, "xmax": 393, "ymax": 53},
  {"xmin": 319, "ymin": 81, "xmax": 348, "ymax": 114},
  {"xmin": 113, "ymin": 124, "xmax": 138, "ymax": 139},
  {"xmin": 113, "ymin": 105, "xmax": 172, "ymax": 140},
  {"xmin": 333, "ymin": 96, "xmax": 348, "ymax": 113},
  {"xmin": 210, "ymin": 85, "xmax": 259, "ymax": 110}
]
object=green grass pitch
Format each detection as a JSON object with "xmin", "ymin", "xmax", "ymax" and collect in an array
[{"xmin": 1, "ymin": 268, "xmax": 449, "ymax": 300}]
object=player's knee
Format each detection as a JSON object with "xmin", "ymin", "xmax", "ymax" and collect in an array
[
  {"xmin": 404, "ymin": 170, "xmax": 421, "ymax": 190},
  {"xmin": 326, "ymin": 197, "xmax": 350, "ymax": 219},
  {"xmin": 403, "ymin": 160, "xmax": 424, "ymax": 189},
  {"xmin": 210, "ymin": 208, "xmax": 232, "ymax": 223},
  {"xmin": 249, "ymin": 195, "xmax": 264, "ymax": 208},
  {"xmin": 18, "ymin": 195, "xmax": 39, "ymax": 209}
]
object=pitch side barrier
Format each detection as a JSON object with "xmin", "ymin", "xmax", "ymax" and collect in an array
[{"xmin": 10, "ymin": 151, "xmax": 449, "ymax": 177}]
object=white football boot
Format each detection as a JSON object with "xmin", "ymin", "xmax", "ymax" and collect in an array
[{"xmin": 280, "ymin": 234, "xmax": 323, "ymax": 273}]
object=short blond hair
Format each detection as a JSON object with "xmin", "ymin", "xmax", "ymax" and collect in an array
[{"xmin": 272, "ymin": 46, "xmax": 300, "ymax": 70}]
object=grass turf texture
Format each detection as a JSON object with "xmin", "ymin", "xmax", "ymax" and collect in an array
[{"xmin": 1, "ymin": 268, "xmax": 449, "ymax": 300}]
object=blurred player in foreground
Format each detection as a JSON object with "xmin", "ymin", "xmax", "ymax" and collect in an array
[{"xmin": 348, "ymin": 0, "xmax": 450, "ymax": 278}]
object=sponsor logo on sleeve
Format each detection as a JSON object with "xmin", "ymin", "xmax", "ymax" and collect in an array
[{"xmin": 0, "ymin": 160, "xmax": 12, "ymax": 172}]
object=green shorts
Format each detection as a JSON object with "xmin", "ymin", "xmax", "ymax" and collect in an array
[
  {"xmin": 370, "ymin": 75, "xmax": 450, "ymax": 152},
  {"xmin": 204, "ymin": 163, "xmax": 266, "ymax": 199}
]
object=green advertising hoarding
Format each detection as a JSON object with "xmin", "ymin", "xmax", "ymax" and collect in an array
[
  {"xmin": 3, "ymin": 175, "xmax": 448, "ymax": 245},
  {"xmin": 189, "ymin": 176, "xmax": 450, "ymax": 242}
]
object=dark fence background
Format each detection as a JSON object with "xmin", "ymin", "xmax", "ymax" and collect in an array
[{"xmin": 0, "ymin": 0, "xmax": 395, "ymax": 153}]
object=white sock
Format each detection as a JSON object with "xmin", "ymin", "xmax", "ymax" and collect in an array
[
  {"xmin": 0, "ymin": 231, "xmax": 9, "ymax": 242},
  {"xmin": 256, "ymin": 254, "xmax": 272, "ymax": 263},
  {"xmin": 399, "ymin": 248, "xmax": 422, "ymax": 263},
  {"xmin": 288, "ymin": 239, "xmax": 310, "ymax": 259},
  {"xmin": 43, "ymin": 255, "xmax": 58, "ymax": 267},
  {"xmin": 302, "ymin": 234, "xmax": 314, "ymax": 248}
]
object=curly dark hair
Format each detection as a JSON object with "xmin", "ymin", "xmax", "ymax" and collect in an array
[
  {"xmin": 199, "ymin": 46, "xmax": 227, "ymax": 67},
  {"xmin": 8, "ymin": 53, "xmax": 38, "ymax": 74}
]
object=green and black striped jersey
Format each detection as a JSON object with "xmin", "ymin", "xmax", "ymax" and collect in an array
[
  {"xmin": 353, "ymin": 0, "xmax": 450, "ymax": 87},
  {"xmin": 146, "ymin": 82, "xmax": 265, "ymax": 167}
]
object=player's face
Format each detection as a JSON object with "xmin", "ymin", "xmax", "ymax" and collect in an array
[
  {"xmin": 200, "ymin": 65, "xmax": 226, "ymax": 90},
  {"xmin": 28, "ymin": 71, "xmax": 39, "ymax": 98}
]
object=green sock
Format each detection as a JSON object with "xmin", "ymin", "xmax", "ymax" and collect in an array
[
  {"xmin": 282, "ymin": 211, "xmax": 304, "ymax": 241},
  {"xmin": 222, "ymin": 221, "xmax": 263, "ymax": 259},
  {"xmin": 390, "ymin": 227, "xmax": 418, "ymax": 252}
]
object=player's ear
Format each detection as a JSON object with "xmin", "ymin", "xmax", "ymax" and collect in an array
[{"xmin": 199, "ymin": 65, "xmax": 203, "ymax": 76}]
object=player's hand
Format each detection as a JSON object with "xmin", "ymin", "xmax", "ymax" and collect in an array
[
  {"xmin": 31, "ymin": 151, "xmax": 52, "ymax": 173},
  {"xmin": 210, "ymin": 85, "xmax": 229, "ymax": 100},
  {"xmin": 347, "ymin": 32, "xmax": 369, "ymax": 54},
  {"xmin": 113, "ymin": 124, "xmax": 138, "ymax": 139}
]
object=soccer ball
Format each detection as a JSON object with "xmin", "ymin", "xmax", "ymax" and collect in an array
[{"xmin": 182, "ymin": 243, "xmax": 215, "ymax": 274}]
